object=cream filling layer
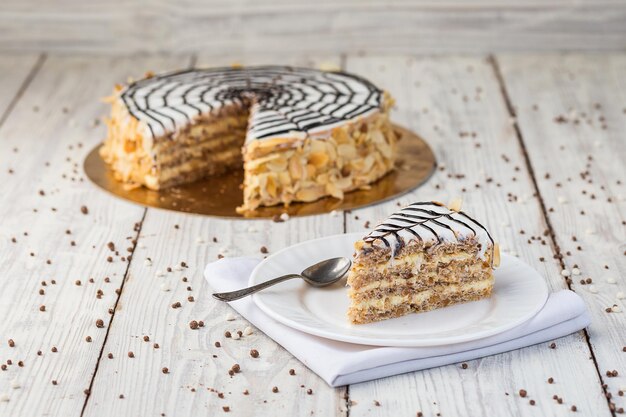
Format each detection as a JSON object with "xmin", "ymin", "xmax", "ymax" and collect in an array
[{"xmin": 352, "ymin": 278, "xmax": 493, "ymax": 310}]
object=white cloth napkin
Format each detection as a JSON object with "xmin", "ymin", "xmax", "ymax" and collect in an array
[{"xmin": 205, "ymin": 257, "xmax": 591, "ymax": 387}]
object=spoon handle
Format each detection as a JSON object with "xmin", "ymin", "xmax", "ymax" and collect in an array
[{"xmin": 212, "ymin": 274, "xmax": 302, "ymax": 302}]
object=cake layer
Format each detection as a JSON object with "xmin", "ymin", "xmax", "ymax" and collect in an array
[
  {"xmin": 349, "ymin": 262, "xmax": 488, "ymax": 292},
  {"xmin": 157, "ymin": 147, "xmax": 242, "ymax": 189},
  {"xmin": 347, "ymin": 278, "xmax": 494, "ymax": 324},
  {"xmin": 349, "ymin": 267, "xmax": 491, "ymax": 299},
  {"xmin": 348, "ymin": 242, "xmax": 493, "ymax": 290},
  {"xmin": 348, "ymin": 254, "xmax": 490, "ymax": 290},
  {"xmin": 157, "ymin": 134, "xmax": 245, "ymax": 168},
  {"xmin": 353, "ymin": 237, "xmax": 487, "ymax": 267},
  {"xmin": 155, "ymin": 112, "xmax": 248, "ymax": 149}
]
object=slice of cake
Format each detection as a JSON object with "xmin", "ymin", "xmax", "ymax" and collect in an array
[
  {"xmin": 100, "ymin": 66, "xmax": 398, "ymax": 214},
  {"xmin": 347, "ymin": 200, "xmax": 500, "ymax": 324}
]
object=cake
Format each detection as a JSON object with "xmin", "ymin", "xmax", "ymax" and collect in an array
[
  {"xmin": 347, "ymin": 200, "xmax": 500, "ymax": 324},
  {"xmin": 100, "ymin": 66, "xmax": 398, "ymax": 213}
]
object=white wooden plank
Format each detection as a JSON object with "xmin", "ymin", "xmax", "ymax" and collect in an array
[
  {"xmin": 83, "ymin": 55, "xmax": 348, "ymax": 417},
  {"xmin": 82, "ymin": 210, "xmax": 347, "ymax": 417},
  {"xmin": 498, "ymin": 53, "xmax": 626, "ymax": 413},
  {"xmin": 0, "ymin": 54, "xmax": 189, "ymax": 417},
  {"xmin": 342, "ymin": 55, "xmax": 610, "ymax": 417},
  {"xmin": 0, "ymin": 54, "xmax": 41, "ymax": 122},
  {"xmin": 194, "ymin": 53, "xmax": 341, "ymax": 70},
  {"xmin": 1, "ymin": 1, "xmax": 625, "ymax": 54}
]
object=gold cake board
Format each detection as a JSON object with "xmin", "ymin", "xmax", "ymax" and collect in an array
[{"xmin": 84, "ymin": 125, "xmax": 436, "ymax": 219}]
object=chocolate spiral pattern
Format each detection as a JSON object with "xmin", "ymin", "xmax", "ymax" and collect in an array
[
  {"xmin": 363, "ymin": 202, "xmax": 495, "ymax": 264},
  {"xmin": 119, "ymin": 66, "xmax": 382, "ymax": 140}
]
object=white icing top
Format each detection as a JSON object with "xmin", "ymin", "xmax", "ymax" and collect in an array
[
  {"xmin": 118, "ymin": 66, "xmax": 383, "ymax": 142},
  {"xmin": 362, "ymin": 202, "xmax": 494, "ymax": 261}
]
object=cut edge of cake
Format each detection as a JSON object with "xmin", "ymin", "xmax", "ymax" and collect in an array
[
  {"xmin": 100, "ymin": 88, "xmax": 249, "ymax": 191},
  {"xmin": 346, "ymin": 199, "xmax": 500, "ymax": 325}
]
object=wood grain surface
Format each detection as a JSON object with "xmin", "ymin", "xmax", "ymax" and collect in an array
[
  {"xmin": 1, "ymin": 1, "xmax": 626, "ymax": 54},
  {"xmin": 0, "ymin": 52, "xmax": 623, "ymax": 416},
  {"xmin": 498, "ymin": 53, "xmax": 626, "ymax": 415}
]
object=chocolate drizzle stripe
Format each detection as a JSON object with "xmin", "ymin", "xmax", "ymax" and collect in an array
[
  {"xmin": 457, "ymin": 210, "xmax": 496, "ymax": 265},
  {"xmin": 457, "ymin": 211, "xmax": 494, "ymax": 246},
  {"xmin": 403, "ymin": 226, "xmax": 423, "ymax": 242},
  {"xmin": 142, "ymin": 109, "xmax": 168, "ymax": 135},
  {"xmin": 119, "ymin": 65, "xmax": 383, "ymax": 140},
  {"xmin": 429, "ymin": 218, "xmax": 461, "ymax": 239},
  {"xmin": 403, "ymin": 207, "xmax": 481, "ymax": 237},
  {"xmin": 362, "ymin": 202, "xmax": 496, "ymax": 267},
  {"xmin": 419, "ymin": 223, "xmax": 441, "ymax": 243}
]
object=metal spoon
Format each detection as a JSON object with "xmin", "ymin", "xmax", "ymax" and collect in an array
[{"xmin": 212, "ymin": 257, "xmax": 352, "ymax": 302}]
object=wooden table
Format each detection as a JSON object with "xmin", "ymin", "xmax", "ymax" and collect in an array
[{"xmin": 0, "ymin": 52, "xmax": 624, "ymax": 417}]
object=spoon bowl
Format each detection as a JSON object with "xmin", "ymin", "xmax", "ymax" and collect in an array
[{"xmin": 302, "ymin": 257, "xmax": 352, "ymax": 286}]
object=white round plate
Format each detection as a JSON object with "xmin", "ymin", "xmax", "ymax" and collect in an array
[{"xmin": 250, "ymin": 233, "xmax": 549, "ymax": 347}]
